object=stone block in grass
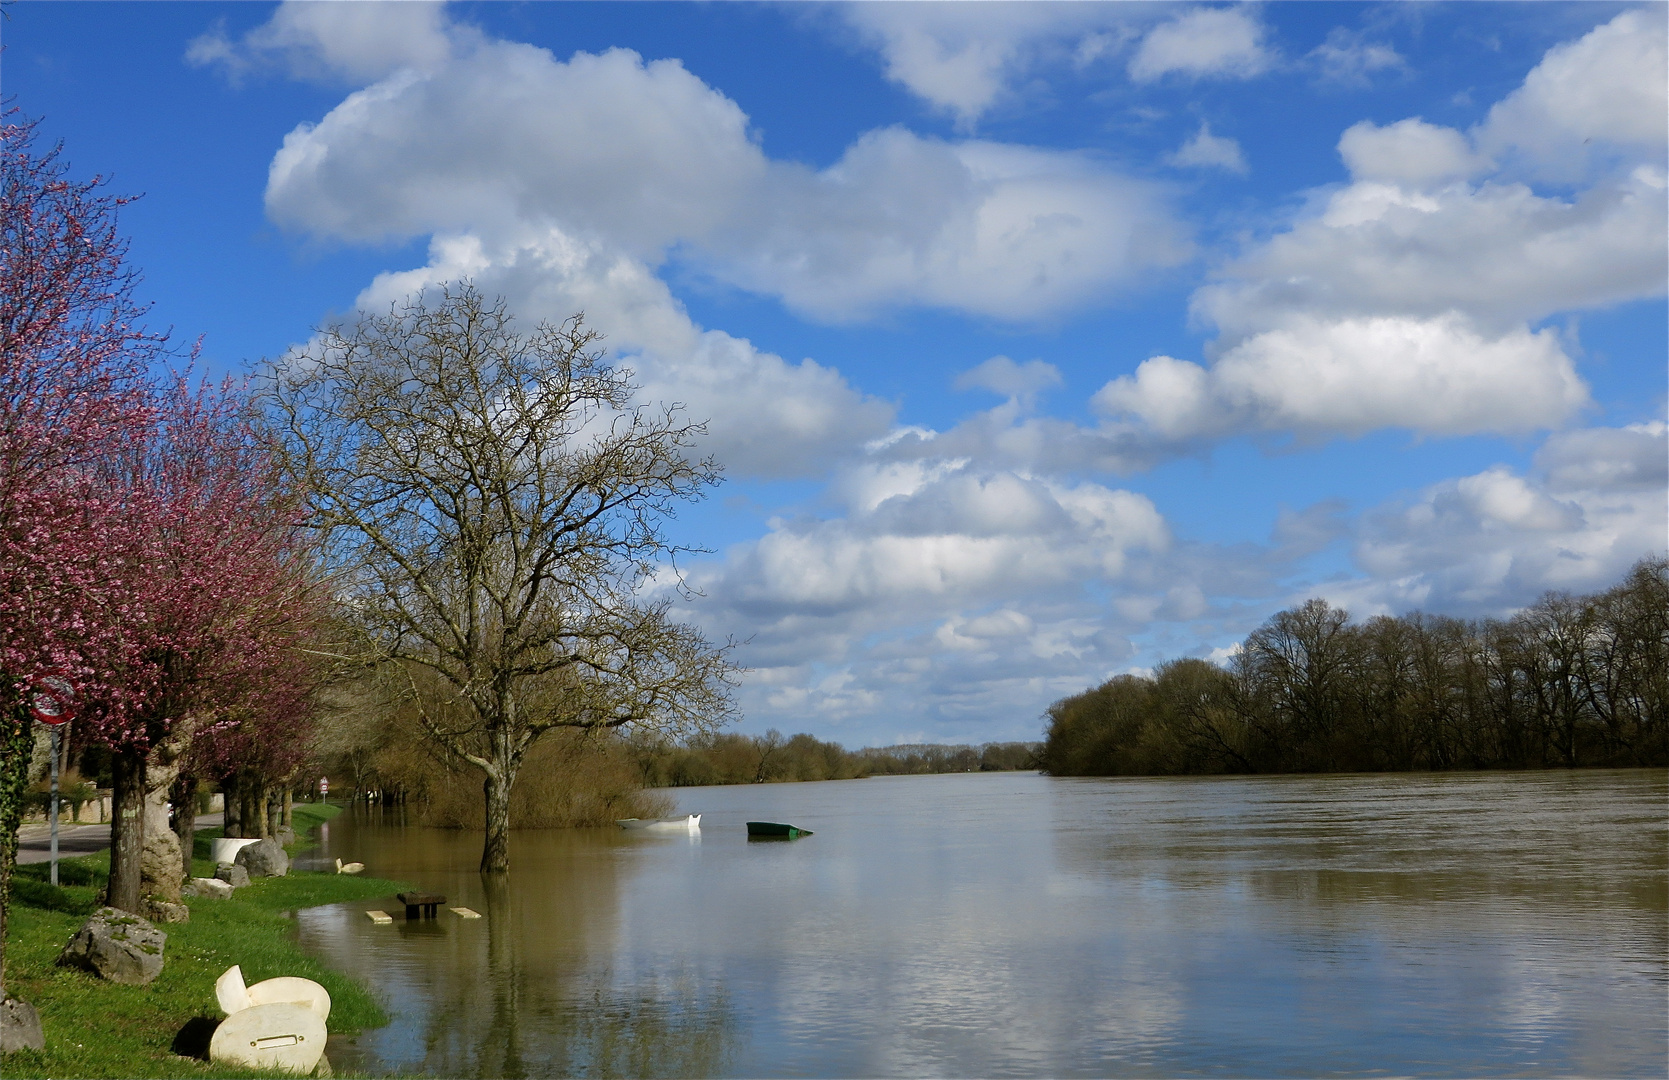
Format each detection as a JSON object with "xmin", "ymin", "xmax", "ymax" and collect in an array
[{"xmin": 55, "ymin": 908, "xmax": 166, "ymax": 985}]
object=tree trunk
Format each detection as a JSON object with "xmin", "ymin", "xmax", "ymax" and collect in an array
[
  {"xmin": 0, "ymin": 695, "xmax": 35, "ymax": 999},
  {"xmin": 241, "ymin": 775, "xmax": 266, "ymax": 839},
  {"xmin": 107, "ymin": 750, "xmax": 147, "ymax": 914},
  {"xmin": 480, "ymin": 766, "xmax": 514, "ymax": 874},
  {"xmin": 282, "ymin": 787, "xmax": 292, "ymax": 828},
  {"xmin": 223, "ymin": 773, "xmax": 242, "ymax": 837},
  {"xmin": 172, "ymin": 774, "xmax": 197, "ymax": 881}
]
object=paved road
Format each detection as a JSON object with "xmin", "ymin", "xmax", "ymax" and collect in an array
[{"xmin": 16, "ymin": 812, "xmax": 223, "ymax": 865}]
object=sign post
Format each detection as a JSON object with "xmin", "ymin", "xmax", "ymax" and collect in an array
[{"xmin": 31, "ymin": 671, "xmax": 76, "ymax": 887}]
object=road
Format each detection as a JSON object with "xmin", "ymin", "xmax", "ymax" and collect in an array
[{"xmin": 15, "ymin": 812, "xmax": 224, "ymax": 865}]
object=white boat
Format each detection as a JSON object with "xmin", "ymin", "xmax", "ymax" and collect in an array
[{"xmin": 616, "ymin": 814, "xmax": 700, "ymax": 832}]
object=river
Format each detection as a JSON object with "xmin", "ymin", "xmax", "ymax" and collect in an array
[{"xmin": 294, "ymin": 769, "xmax": 1667, "ymax": 1077}]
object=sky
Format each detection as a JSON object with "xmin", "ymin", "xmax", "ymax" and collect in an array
[{"xmin": 6, "ymin": 1, "xmax": 1666, "ymax": 748}]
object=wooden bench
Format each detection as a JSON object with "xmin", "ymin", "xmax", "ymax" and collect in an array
[{"xmin": 397, "ymin": 891, "xmax": 446, "ymax": 920}]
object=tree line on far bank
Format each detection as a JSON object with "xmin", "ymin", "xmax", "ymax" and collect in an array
[
  {"xmin": 632, "ymin": 731, "xmax": 1039, "ymax": 787},
  {"xmin": 1041, "ymin": 558, "xmax": 1668, "ymax": 777}
]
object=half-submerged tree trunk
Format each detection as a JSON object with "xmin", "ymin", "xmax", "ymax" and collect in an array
[
  {"xmin": 481, "ymin": 765, "xmax": 515, "ymax": 874},
  {"xmin": 107, "ymin": 751, "xmax": 147, "ymax": 914}
]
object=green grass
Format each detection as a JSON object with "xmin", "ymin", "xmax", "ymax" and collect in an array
[{"xmin": 5, "ymin": 802, "xmax": 410, "ymax": 1078}]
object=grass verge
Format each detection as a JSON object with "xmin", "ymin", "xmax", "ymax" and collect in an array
[{"xmin": 5, "ymin": 802, "xmax": 408, "ymax": 1078}]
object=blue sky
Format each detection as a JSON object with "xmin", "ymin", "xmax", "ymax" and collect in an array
[{"xmin": 8, "ymin": 2, "xmax": 1665, "ymax": 747}]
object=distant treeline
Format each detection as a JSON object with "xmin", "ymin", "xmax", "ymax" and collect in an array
[
  {"xmin": 1042, "ymin": 557, "xmax": 1668, "ymax": 777},
  {"xmin": 634, "ymin": 730, "xmax": 1039, "ymax": 787}
]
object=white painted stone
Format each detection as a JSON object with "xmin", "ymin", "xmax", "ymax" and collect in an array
[
  {"xmin": 209, "ymin": 838, "xmax": 261, "ymax": 865},
  {"xmin": 208, "ymin": 1002, "xmax": 326, "ymax": 1075}
]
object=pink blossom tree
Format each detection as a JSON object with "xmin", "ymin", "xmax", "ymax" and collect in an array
[
  {"xmin": 77, "ymin": 375, "xmax": 329, "ymax": 913},
  {"xmin": 0, "ymin": 112, "xmax": 160, "ymax": 1004}
]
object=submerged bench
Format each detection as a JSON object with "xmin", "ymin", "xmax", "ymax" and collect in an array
[{"xmin": 398, "ymin": 891, "xmax": 446, "ymax": 920}]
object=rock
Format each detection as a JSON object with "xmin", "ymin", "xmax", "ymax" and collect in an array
[
  {"xmin": 215, "ymin": 863, "xmax": 251, "ymax": 888},
  {"xmin": 184, "ymin": 876, "xmax": 234, "ymax": 900},
  {"xmin": 56, "ymin": 908, "xmax": 166, "ymax": 985},
  {"xmin": 235, "ymin": 838, "xmax": 289, "ymax": 878},
  {"xmin": 274, "ymin": 825, "xmax": 296, "ymax": 846},
  {"xmin": 0, "ymin": 998, "xmax": 45, "ymax": 1054},
  {"xmin": 144, "ymin": 898, "xmax": 191, "ymax": 924}
]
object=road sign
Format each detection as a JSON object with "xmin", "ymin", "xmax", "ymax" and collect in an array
[{"xmin": 30, "ymin": 671, "xmax": 76, "ymax": 726}]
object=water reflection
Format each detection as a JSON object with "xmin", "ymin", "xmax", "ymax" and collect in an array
[
  {"xmin": 296, "ymin": 770, "xmax": 1666, "ymax": 1077},
  {"xmin": 299, "ymin": 823, "xmax": 740, "ymax": 1077}
]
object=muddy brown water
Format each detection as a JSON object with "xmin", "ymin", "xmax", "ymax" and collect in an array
[{"xmin": 295, "ymin": 769, "xmax": 1667, "ymax": 1077}]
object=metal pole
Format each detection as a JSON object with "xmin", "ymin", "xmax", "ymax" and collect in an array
[{"xmin": 49, "ymin": 724, "xmax": 61, "ymax": 887}]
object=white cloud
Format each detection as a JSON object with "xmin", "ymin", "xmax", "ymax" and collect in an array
[
  {"xmin": 242, "ymin": 2, "xmax": 1194, "ymax": 476},
  {"xmin": 1196, "ymin": 167, "xmax": 1667, "ymax": 342},
  {"xmin": 1095, "ymin": 10, "xmax": 1668, "ymax": 448},
  {"xmin": 1166, "ymin": 122, "xmax": 1247, "ymax": 174},
  {"xmin": 262, "ymin": 26, "xmax": 1189, "ymax": 324},
  {"xmin": 1475, "ymin": 7, "xmax": 1669, "ymax": 182},
  {"xmin": 693, "ymin": 132, "xmax": 1192, "ymax": 322},
  {"xmin": 1336, "ymin": 422, "xmax": 1669, "ymax": 614},
  {"xmin": 683, "ymin": 461, "xmax": 1178, "ymax": 738},
  {"xmin": 1337, "ymin": 119, "xmax": 1484, "ymax": 186},
  {"xmin": 954, "ymin": 356, "xmax": 1062, "ymax": 402},
  {"xmin": 1307, "ymin": 26, "xmax": 1404, "ymax": 87},
  {"xmin": 836, "ymin": 4, "xmax": 1144, "ymax": 127},
  {"xmin": 349, "ymin": 226, "xmax": 894, "ymax": 481},
  {"xmin": 1093, "ymin": 314, "xmax": 1587, "ymax": 439},
  {"xmin": 187, "ymin": 0, "xmax": 460, "ymax": 84},
  {"xmin": 1128, "ymin": 7, "xmax": 1274, "ymax": 84},
  {"xmin": 1534, "ymin": 421, "xmax": 1668, "ymax": 494}
]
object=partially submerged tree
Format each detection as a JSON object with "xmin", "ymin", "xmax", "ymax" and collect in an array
[{"xmin": 263, "ymin": 286, "xmax": 736, "ymax": 872}]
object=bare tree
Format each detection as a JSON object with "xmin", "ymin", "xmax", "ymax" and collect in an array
[{"xmin": 263, "ymin": 286, "xmax": 736, "ymax": 871}]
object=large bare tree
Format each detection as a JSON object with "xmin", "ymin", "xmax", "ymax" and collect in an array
[{"xmin": 263, "ymin": 286, "xmax": 736, "ymax": 871}]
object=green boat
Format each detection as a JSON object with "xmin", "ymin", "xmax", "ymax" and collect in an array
[{"xmin": 746, "ymin": 821, "xmax": 813, "ymax": 838}]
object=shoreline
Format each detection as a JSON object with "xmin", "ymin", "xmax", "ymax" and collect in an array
[{"xmin": 4, "ymin": 803, "xmax": 409, "ymax": 1078}]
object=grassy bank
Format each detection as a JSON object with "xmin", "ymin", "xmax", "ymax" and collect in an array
[{"xmin": 5, "ymin": 802, "xmax": 407, "ymax": 1078}]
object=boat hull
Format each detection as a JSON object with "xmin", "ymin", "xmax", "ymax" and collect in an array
[
  {"xmin": 617, "ymin": 814, "xmax": 700, "ymax": 831},
  {"xmin": 746, "ymin": 821, "xmax": 813, "ymax": 839}
]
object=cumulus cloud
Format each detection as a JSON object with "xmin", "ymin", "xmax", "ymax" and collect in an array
[
  {"xmin": 348, "ymin": 226, "xmax": 894, "ymax": 480},
  {"xmin": 187, "ymin": 0, "xmax": 460, "ymax": 84},
  {"xmin": 261, "ymin": 22, "xmax": 1189, "ymax": 324},
  {"xmin": 1098, "ymin": 10, "xmax": 1667, "ymax": 446},
  {"xmin": 1093, "ymin": 315, "xmax": 1587, "ymax": 439},
  {"xmin": 1334, "ymin": 422, "xmax": 1668, "ymax": 615},
  {"xmin": 1474, "ymin": 7, "xmax": 1668, "ymax": 182},
  {"xmin": 681, "ymin": 460, "xmax": 1179, "ymax": 737},
  {"xmin": 237, "ymin": 1, "xmax": 1195, "ymax": 474},
  {"xmin": 1336, "ymin": 118, "xmax": 1485, "ymax": 186},
  {"xmin": 1166, "ymin": 122, "xmax": 1247, "ymax": 174},
  {"xmin": 1534, "ymin": 421, "xmax": 1668, "ymax": 494},
  {"xmin": 1128, "ymin": 7, "xmax": 1274, "ymax": 84},
  {"xmin": 834, "ymin": 4, "xmax": 1167, "ymax": 127}
]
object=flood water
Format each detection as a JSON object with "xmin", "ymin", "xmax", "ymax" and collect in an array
[{"xmin": 295, "ymin": 769, "xmax": 1667, "ymax": 1077}]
